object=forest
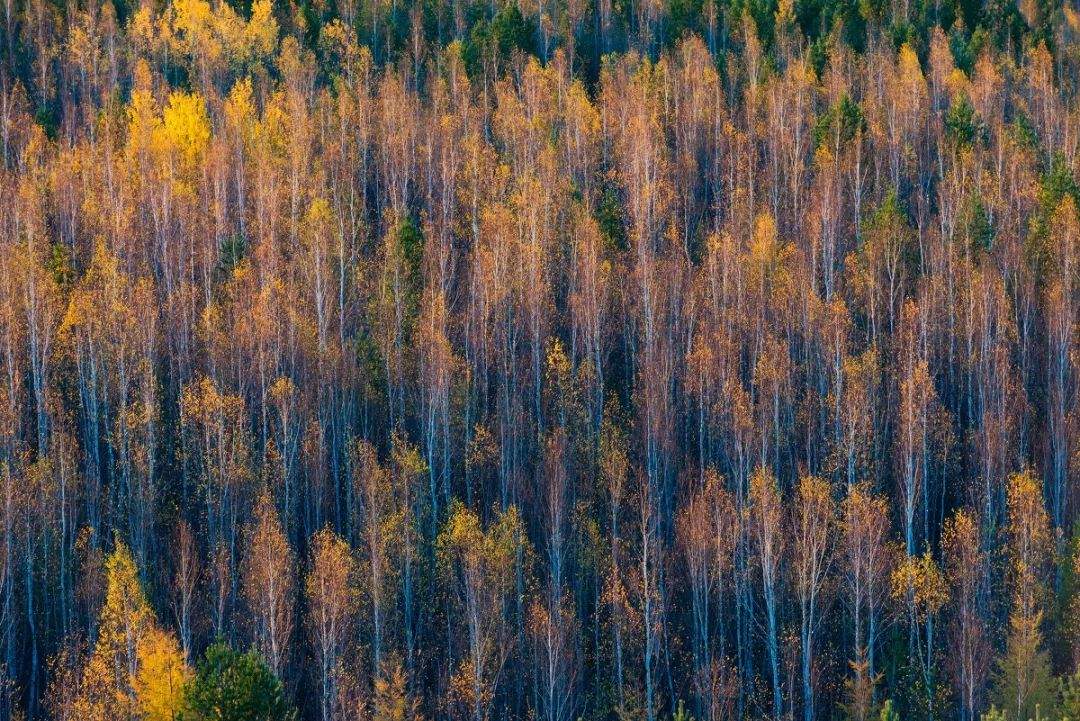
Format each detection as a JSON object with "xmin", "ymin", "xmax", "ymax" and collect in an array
[{"xmin": 0, "ymin": 0, "xmax": 1076, "ymax": 718}]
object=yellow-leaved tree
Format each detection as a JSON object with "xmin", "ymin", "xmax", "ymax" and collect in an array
[
  {"xmin": 133, "ymin": 627, "xmax": 191, "ymax": 721},
  {"xmin": 160, "ymin": 91, "xmax": 211, "ymax": 177},
  {"xmin": 438, "ymin": 501, "xmax": 526, "ymax": 721},
  {"xmin": 70, "ymin": 540, "xmax": 190, "ymax": 721},
  {"xmin": 992, "ymin": 470, "xmax": 1057, "ymax": 721}
]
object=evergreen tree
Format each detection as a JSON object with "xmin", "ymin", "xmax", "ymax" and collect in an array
[{"xmin": 180, "ymin": 642, "xmax": 296, "ymax": 721}]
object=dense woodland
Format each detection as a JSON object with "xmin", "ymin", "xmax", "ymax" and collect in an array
[{"xmin": 0, "ymin": 0, "xmax": 1076, "ymax": 718}]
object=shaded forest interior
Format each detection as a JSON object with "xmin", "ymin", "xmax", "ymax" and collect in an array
[{"xmin": 0, "ymin": 0, "xmax": 1078, "ymax": 719}]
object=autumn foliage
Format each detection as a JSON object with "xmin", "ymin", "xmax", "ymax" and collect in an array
[{"xmin": 0, "ymin": 0, "xmax": 1077, "ymax": 720}]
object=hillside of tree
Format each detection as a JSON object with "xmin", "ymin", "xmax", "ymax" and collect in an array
[{"xmin": 0, "ymin": 0, "xmax": 1076, "ymax": 719}]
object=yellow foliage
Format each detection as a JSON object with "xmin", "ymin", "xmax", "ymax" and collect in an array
[
  {"xmin": 224, "ymin": 77, "xmax": 257, "ymax": 143},
  {"xmin": 166, "ymin": 0, "xmax": 225, "ymax": 61},
  {"xmin": 97, "ymin": 540, "xmax": 155, "ymax": 669},
  {"xmin": 59, "ymin": 240, "xmax": 126, "ymax": 337},
  {"xmin": 814, "ymin": 143, "xmax": 835, "ymax": 168},
  {"xmin": 438, "ymin": 501, "xmax": 524, "ymax": 595},
  {"xmin": 891, "ymin": 550, "xmax": 948, "ymax": 619},
  {"xmin": 126, "ymin": 61, "xmax": 161, "ymax": 158},
  {"xmin": 72, "ymin": 540, "xmax": 157, "ymax": 720},
  {"xmin": 269, "ymin": 376, "xmax": 297, "ymax": 405},
  {"xmin": 165, "ymin": 0, "xmax": 275, "ymax": 70},
  {"xmin": 132, "ymin": 627, "xmax": 191, "ymax": 721},
  {"xmin": 946, "ymin": 68, "xmax": 970, "ymax": 98},
  {"xmin": 373, "ymin": 663, "xmax": 414, "ymax": 721},
  {"xmin": 545, "ymin": 337, "xmax": 571, "ymax": 386},
  {"xmin": 160, "ymin": 91, "xmax": 210, "ymax": 170},
  {"xmin": 245, "ymin": 0, "xmax": 279, "ymax": 59},
  {"xmin": 129, "ymin": 6, "xmax": 159, "ymax": 55},
  {"xmin": 306, "ymin": 197, "xmax": 333, "ymax": 229},
  {"xmin": 391, "ymin": 432, "xmax": 428, "ymax": 481},
  {"xmin": 254, "ymin": 92, "xmax": 291, "ymax": 161},
  {"xmin": 898, "ymin": 43, "xmax": 927, "ymax": 98},
  {"xmin": 750, "ymin": 212, "xmax": 779, "ymax": 263},
  {"xmin": 71, "ymin": 647, "xmax": 130, "ymax": 721}
]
